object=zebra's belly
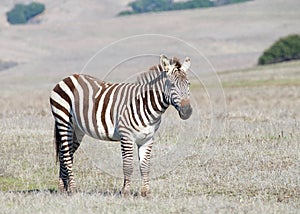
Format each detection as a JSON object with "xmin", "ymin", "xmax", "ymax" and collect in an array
[
  {"xmin": 82, "ymin": 127, "xmax": 121, "ymax": 141},
  {"xmin": 134, "ymin": 124, "xmax": 157, "ymax": 145},
  {"xmin": 73, "ymin": 115, "xmax": 120, "ymax": 141},
  {"xmin": 89, "ymin": 126, "xmax": 120, "ymax": 141}
]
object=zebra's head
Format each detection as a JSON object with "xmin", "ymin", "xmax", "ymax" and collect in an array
[{"xmin": 160, "ymin": 55, "xmax": 192, "ymax": 120}]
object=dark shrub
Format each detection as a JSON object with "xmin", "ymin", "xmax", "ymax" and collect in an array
[
  {"xmin": 172, "ymin": 0, "xmax": 213, "ymax": 10},
  {"xmin": 258, "ymin": 35, "xmax": 300, "ymax": 65},
  {"xmin": 6, "ymin": 2, "xmax": 45, "ymax": 25},
  {"xmin": 6, "ymin": 4, "xmax": 27, "ymax": 24}
]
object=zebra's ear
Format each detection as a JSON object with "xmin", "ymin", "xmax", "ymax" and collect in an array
[
  {"xmin": 160, "ymin": 54, "xmax": 171, "ymax": 72},
  {"xmin": 181, "ymin": 57, "xmax": 191, "ymax": 72}
]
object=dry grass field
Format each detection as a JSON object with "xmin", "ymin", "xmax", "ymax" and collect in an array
[
  {"xmin": 0, "ymin": 0, "xmax": 300, "ymax": 213},
  {"xmin": 0, "ymin": 61, "xmax": 299, "ymax": 213}
]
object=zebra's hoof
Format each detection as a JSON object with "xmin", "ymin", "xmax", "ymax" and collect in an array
[
  {"xmin": 121, "ymin": 188, "xmax": 130, "ymax": 197},
  {"xmin": 68, "ymin": 187, "xmax": 78, "ymax": 195},
  {"xmin": 141, "ymin": 189, "xmax": 151, "ymax": 198},
  {"xmin": 58, "ymin": 188, "xmax": 68, "ymax": 195},
  {"xmin": 58, "ymin": 185, "xmax": 68, "ymax": 194}
]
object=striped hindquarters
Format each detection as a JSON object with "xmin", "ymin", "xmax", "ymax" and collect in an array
[{"xmin": 50, "ymin": 74, "xmax": 125, "ymax": 141}]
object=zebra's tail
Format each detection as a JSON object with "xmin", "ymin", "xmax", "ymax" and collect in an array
[{"xmin": 54, "ymin": 121, "xmax": 60, "ymax": 164}]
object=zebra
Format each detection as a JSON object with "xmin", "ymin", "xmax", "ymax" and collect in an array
[{"xmin": 49, "ymin": 55, "xmax": 192, "ymax": 197}]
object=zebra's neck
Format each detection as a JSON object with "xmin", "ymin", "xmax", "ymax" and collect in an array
[
  {"xmin": 137, "ymin": 65, "xmax": 163, "ymax": 85},
  {"xmin": 136, "ymin": 65, "xmax": 169, "ymax": 117}
]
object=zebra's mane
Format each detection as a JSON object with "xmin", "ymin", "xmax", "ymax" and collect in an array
[{"xmin": 136, "ymin": 57, "xmax": 182, "ymax": 84}]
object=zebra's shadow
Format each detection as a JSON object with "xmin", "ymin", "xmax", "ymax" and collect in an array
[
  {"xmin": 9, "ymin": 188, "xmax": 57, "ymax": 194},
  {"xmin": 9, "ymin": 188, "xmax": 140, "ymax": 197}
]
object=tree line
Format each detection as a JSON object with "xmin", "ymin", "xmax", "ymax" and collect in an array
[{"xmin": 118, "ymin": 0, "xmax": 252, "ymax": 15}]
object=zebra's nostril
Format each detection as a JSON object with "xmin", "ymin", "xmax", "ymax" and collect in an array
[{"xmin": 180, "ymin": 99, "xmax": 190, "ymax": 107}]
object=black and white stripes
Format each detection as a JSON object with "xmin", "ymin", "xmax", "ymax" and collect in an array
[{"xmin": 50, "ymin": 55, "xmax": 192, "ymax": 196}]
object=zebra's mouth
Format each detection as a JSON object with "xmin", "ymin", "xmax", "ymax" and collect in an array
[{"xmin": 178, "ymin": 104, "xmax": 192, "ymax": 120}]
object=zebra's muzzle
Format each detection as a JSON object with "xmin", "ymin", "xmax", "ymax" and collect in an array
[{"xmin": 178, "ymin": 100, "xmax": 192, "ymax": 120}]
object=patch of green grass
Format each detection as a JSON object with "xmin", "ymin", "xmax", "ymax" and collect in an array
[
  {"xmin": 222, "ymin": 78, "xmax": 300, "ymax": 88},
  {"xmin": 190, "ymin": 61, "xmax": 300, "ymax": 90},
  {"xmin": 219, "ymin": 60, "xmax": 300, "ymax": 75},
  {"xmin": 0, "ymin": 176, "xmax": 38, "ymax": 192},
  {"xmin": 190, "ymin": 77, "xmax": 300, "ymax": 89},
  {"xmin": 0, "ymin": 174, "xmax": 57, "ymax": 192}
]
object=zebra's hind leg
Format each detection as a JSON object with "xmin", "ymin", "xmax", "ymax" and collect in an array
[
  {"xmin": 56, "ymin": 122, "xmax": 77, "ymax": 194},
  {"xmin": 138, "ymin": 139, "xmax": 153, "ymax": 197},
  {"xmin": 66, "ymin": 126, "xmax": 85, "ymax": 192}
]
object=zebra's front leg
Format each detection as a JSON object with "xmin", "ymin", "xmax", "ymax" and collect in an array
[
  {"xmin": 121, "ymin": 138, "xmax": 134, "ymax": 196},
  {"xmin": 138, "ymin": 139, "xmax": 153, "ymax": 197}
]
